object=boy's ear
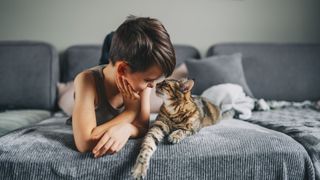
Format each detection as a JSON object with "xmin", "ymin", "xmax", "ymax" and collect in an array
[
  {"xmin": 180, "ymin": 79, "xmax": 194, "ymax": 93},
  {"xmin": 116, "ymin": 61, "xmax": 130, "ymax": 76}
]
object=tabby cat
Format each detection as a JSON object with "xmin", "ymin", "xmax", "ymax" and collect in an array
[{"xmin": 131, "ymin": 78, "xmax": 221, "ymax": 179}]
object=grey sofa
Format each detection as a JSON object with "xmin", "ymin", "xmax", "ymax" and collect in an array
[{"xmin": 0, "ymin": 41, "xmax": 319, "ymax": 180}]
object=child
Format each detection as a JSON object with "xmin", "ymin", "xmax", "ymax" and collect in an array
[{"xmin": 71, "ymin": 15, "xmax": 176, "ymax": 158}]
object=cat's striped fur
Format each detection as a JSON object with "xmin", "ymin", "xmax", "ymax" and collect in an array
[{"xmin": 131, "ymin": 79, "xmax": 221, "ymax": 179}]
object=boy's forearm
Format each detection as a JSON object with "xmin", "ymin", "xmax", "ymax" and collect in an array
[
  {"xmin": 90, "ymin": 110, "xmax": 137, "ymax": 139},
  {"xmin": 128, "ymin": 122, "xmax": 148, "ymax": 138}
]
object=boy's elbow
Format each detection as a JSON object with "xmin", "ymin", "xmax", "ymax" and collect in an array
[
  {"xmin": 74, "ymin": 138, "xmax": 95, "ymax": 153},
  {"xmin": 132, "ymin": 120, "xmax": 149, "ymax": 137},
  {"xmin": 75, "ymin": 142, "xmax": 91, "ymax": 153},
  {"xmin": 77, "ymin": 147, "xmax": 88, "ymax": 153}
]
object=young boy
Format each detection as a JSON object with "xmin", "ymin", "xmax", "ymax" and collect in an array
[{"xmin": 71, "ymin": 16, "xmax": 176, "ymax": 158}]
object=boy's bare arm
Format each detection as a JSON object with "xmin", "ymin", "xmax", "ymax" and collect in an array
[
  {"xmin": 72, "ymin": 72, "xmax": 100, "ymax": 153},
  {"xmin": 91, "ymin": 87, "xmax": 151, "ymax": 139},
  {"xmin": 130, "ymin": 87, "xmax": 151, "ymax": 137},
  {"xmin": 91, "ymin": 75, "xmax": 144, "ymax": 139},
  {"xmin": 90, "ymin": 110, "xmax": 138, "ymax": 139}
]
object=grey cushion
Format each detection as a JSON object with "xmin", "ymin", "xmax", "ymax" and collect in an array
[
  {"xmin": 0, "ymin": 110, "xmax": 51, "ymax": 136},
  {"xmin": 174, "ymin": 44, "xmax": 200, "ymax": 67},
  {"xmin": 60, "ymin": 44, "xmax": 200, "ymax": 82},
  {"xmin": 0, "ymin": 41, "xmax": 59, "ymax": 111},
  {"xmin": 185, "ymin": 53, "xmax": 254, "ymax": 96},
  {"xmin": 61, "ymin": 45, "xmax": 101, "ymax": 83},
  {"xmin": 207, "ymin": 43, "xmax": 320, "ymax": 101}
]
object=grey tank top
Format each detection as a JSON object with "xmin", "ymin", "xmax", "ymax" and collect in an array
[{"xmin": 66, "ymin": 65, "xmax": 124, "ymax": 126}]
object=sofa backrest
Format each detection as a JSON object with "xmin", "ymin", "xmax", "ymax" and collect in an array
[
  {"xmin": 207, "ymin": 43, "xmax": 320, "ymax": 101},
  {"xmin": 60, "ymin": 45, "xmax": 101, "ymax": 83},
  {"xmin": 60, "ymin": 44, "xmax": 200, "ymax": 83},
  {"xmin": 0, "ymin": 41, "xmax": 59, "ymax": 111}
]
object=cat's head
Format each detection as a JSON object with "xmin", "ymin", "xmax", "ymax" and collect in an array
[{"xmin": 155, "ymin": 78, "xmax": 194, "ymax": 100}]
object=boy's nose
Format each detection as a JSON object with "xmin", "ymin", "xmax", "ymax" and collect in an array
[{"xmin": 147, "ymin": 82, "xmax": 155, "ymax": 88}]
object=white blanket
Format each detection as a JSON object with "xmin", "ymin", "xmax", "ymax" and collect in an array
[{"xmin": 201, "ymin": 83, "xmax": 255, "ymax": 120}]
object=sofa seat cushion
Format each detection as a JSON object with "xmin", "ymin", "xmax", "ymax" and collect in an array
[{"xmin": 0, "ymin": 110, "xmax": 51, "ymax": 136}]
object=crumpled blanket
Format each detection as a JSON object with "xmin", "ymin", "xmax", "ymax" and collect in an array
[
  {"xmin": 254, "ymin": 99, "xmax": 320, "ymax": 111},
  {"xmin": 200, "ymin": 83, "xmax": 320, "ymax": 120},
  {"xmin": 201, "ymin": 83, "xmax": 255, "ymax": 120},
  {"xmin": 243, "ymin": 107, "xmax": 320, "ymax": 179}
]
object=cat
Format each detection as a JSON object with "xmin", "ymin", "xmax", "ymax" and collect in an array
[{"xmin": 131, "ymin": 78, "xmax": 221, "ymax": 179}]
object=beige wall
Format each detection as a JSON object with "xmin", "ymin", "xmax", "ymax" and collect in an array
[{"xmin": 0, "ymin": 0, "xmax": 319, "ymax": 56}]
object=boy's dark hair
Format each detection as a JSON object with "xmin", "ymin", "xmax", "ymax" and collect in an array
[
  {"xmin": 99, "ymin": 31, "xmax": 114, "ymax": 65},
  {"xmin": 109, "ymin": 15, "xmax": 176, "ymax": 77}
]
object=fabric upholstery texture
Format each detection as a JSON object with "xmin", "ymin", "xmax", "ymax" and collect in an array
[
  {"xmin": 0, "ymin": 109, "xmax": 51, "ymax": 136},
  {"xmin": 61, "ymin": 45, "xmax": 102, "ymax": 83},
  {"xmin": 185, "ymin": 53, "xmax": 254, "ymax": 97},
  {"xmin": 207, "ymin": 43, "xmax": 320, "ymax": 101},
  {"xmin": 0, "ymin": 116, "xmax": 314, "ymax": 180},
  {"xmin": 0, "ymin": 41, "xmax": 59, "ymax": 111},
  {"xmin": 244, "ymin": 107, "xmax": 320, "ymax": 179}
]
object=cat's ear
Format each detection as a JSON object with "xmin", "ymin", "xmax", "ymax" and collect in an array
[{"xmin": 180, "ymin": 79, "xmax": 194, "ymax": 93}]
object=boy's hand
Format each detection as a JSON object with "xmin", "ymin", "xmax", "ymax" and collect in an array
[
  {"xmin": 116, "ymin": 75, "xmax": 140, "ymax": 100},
  {"xmin": 92, "ymin": 123, "xmax": 131, "ymax": 158},
  {"xmin": 91, "ymin": 124, "xmax": 112, "ymax": 140},
  {"xmin": 116, "ymin": 75, "xmax": 141, "ymax": 112}
]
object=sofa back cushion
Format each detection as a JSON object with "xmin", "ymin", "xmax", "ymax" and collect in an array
[
  {"xmin": 60, "ymin": 44, "xmax": 200, "ymax": 82},
  {"xmin": 207, "ymin": 43, "xmax": 320, "ymax": 101},
  {"xmin": 0, "ymin": 41, "xmax": 59, "ymax": 110},
  {"xmin": 61, "ymin": 45, "xmax": 101, "ymax": 83}
]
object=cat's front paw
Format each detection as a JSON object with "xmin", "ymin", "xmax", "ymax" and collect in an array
[
  {"xmin": 131, "ymin": 162, "xmax": 148, "ymax": 180},
  {"xmin": 168, "ymin": 130, "xmax": 184, "ymax": 144}
]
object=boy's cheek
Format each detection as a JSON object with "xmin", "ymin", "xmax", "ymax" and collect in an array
[
  {"xmin": 134, "ymin": 86, "xmax": 144, "ymax": 93},
  {"xmin": 131, "ymin": 82, "xmax": 146, "ymax": 92}
]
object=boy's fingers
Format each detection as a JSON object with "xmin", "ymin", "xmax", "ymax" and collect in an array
[
  {"xmin": 127, "ymin": 82, "xmax": 139, "ymax": 100},
  {"xmin": 98, "ymin": 138, "xmax": 115, "ymax": 157},
  {"xmin": 126, "ymin": 83, "xmax": 134, "ymax": 99},
  {"xmin": 106, "ymin": 149, "xmax": 114, "ymax": 155},
  {"xmin": 121, "ymin": 77, "xmax": 130, "ymax": 96},
  {"xmin": 116, "ymin": 75, "xmax": 126, "ymax": 94},
  {"xmin": 93, "ymin": 133, "xmax": 110, "ymax": 154},
  {"xmin": 117, "ymin": 141, "xmax": 126, "ymax": 152},
  {"xmin": 133, "ymin": 91, "xmax": 140, "ymax": 100},
  {"xmin": 117, "ymin": 141, "xmax": 125, "ymax": 152},
  {"xmin": 109, "ymin": 141, "xmax": 120, "ymax": 154}
]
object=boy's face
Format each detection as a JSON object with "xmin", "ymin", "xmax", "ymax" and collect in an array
[{"xmin": 124, "ymin": 64, "xmax": 164, "ymax": 92}]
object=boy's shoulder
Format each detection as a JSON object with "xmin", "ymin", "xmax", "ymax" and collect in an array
[
  {"xmin": 87, "ymin": 64, "xmax": 106, "ymax": 72},
  {"xmin": 77, "ymin": 65, "xmax": 105, "ymax": 78},
  {"xmin": 74, "ymin": 64, "xmax": 108, "ymax": 89}
]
